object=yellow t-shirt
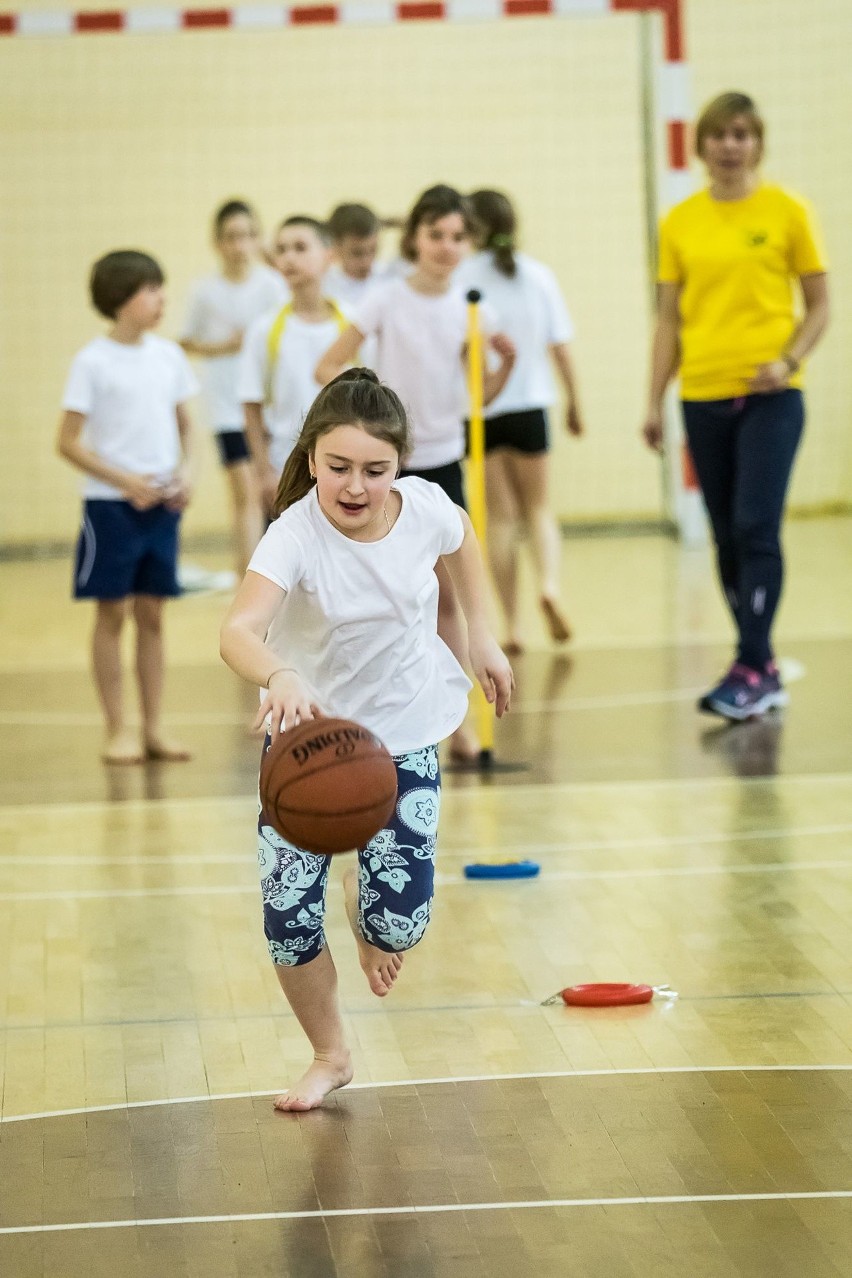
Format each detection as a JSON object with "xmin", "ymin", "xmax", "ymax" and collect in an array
[{"xmin": 657, "ymin": 183, "xmax": 827, "ymax": 400}]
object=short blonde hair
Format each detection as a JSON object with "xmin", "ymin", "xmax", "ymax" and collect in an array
[{"xmin": 695, "ymin": 92, "xmax": 765, "ymax": 160}]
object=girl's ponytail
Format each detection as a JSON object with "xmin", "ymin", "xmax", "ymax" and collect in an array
[{"xmin": 468, "ymin": 189, "xmax": 518, "ymax": 279}]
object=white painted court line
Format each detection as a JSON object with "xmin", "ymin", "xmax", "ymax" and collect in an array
[
  {"xmin": 3, "ymin": 1189, "xmax": 852, "ymax": 1235},
  {"xmin": 2, "ymin": 855, "xmax": 852, "ymax": 901},
  {"xmin": 2, "ymin": 822, "xmax": 850, "ymax": 867},
  {"xmin": 4, "ymin": 1064, "xmax": 852, "ymax": 1125},
  {"xmin": 1, "ymin": 771, "xmax": 850, "ymax": 820}
]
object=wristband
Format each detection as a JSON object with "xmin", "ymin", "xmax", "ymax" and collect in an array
[
  {"xmin": 265, "ymin": 667, "xmax": 294, "ymax": 688},
  {"xmin": 782, "ymin": 353, "xmax": 800, "ymax": 375}
]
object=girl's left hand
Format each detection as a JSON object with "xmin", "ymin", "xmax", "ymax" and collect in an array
[
  {"xmin": 469, "ymin": 628, "xmax": 515, "ymax": 717},
  {"xmin": 748, "ymin": 360, "xmax": 790, "ymax": 394},
  {"xmin": 490, "ymin": 333, "xmax": 516, "ymax": 367}
]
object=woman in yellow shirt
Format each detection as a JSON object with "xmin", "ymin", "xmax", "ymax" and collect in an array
[{"xmin": 643, "ymin": 92, "xmax": 830, "ymax": 720}]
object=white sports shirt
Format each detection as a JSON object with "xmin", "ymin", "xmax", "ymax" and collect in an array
[{"xmin": 248, "ymin": 476, "xmax": 472, "ymax": 755}]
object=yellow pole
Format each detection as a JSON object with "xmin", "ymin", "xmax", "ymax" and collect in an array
[{"xmin": 466, "ymin": 289, "xmax": 494, "ymax": 763}]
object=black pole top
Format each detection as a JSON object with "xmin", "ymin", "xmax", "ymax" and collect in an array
[{"xmin": 466, "ymin": 289, "xmax": 482, "ymax": 304}]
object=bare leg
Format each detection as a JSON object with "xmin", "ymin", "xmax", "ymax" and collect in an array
[
  {"xmin": 92, "ymin": 599, "xmax": 141, "ymax": 764},
  {"xmin": 224, "ymin": 459, "xmax": 264, "ymax": 578},
  {"xmin": 485, "ymin": 451, "xmax": 523, "ymax": 653},
  {"xmin": 134, "ymin": 595, "xmax": 191, "ymax": 761},
  {"xmin": 343, "ymin": 865, "xmax": 403, "ymax": 996},
  {"xmin": 435, "ymin": 560, "xmax": 478, "ymax": 759},
  {"xmin": 508, "ymin": 452, "xmax": 572, "ymax": 643},
  {"xmin": 272, "ymin": 946, "xmax": 354, "ymax": 1111}
]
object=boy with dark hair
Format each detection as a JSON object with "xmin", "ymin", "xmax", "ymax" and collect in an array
[
  {"xmin": 325, "ymin": 202, "xmax": 387, "ymax": 308},
  {"xmin": 57, "ymin": 250, "xmax": 198, "ymax": 765}
]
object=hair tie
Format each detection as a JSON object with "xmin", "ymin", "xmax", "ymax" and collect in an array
[{"xmin": 490, "ymin": 234, "xmax": 514, "ymax": 249}]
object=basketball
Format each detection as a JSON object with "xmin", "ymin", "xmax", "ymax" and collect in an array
[{"xmin": 259, "ymin": 717, "xmax": 398, "ymax": 855}]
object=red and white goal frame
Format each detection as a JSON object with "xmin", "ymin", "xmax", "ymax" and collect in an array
[{"xmin": 0, "ymin": 0, "xmax": 703, "ymax": 540}]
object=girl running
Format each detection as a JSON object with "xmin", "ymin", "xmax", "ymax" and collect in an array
[
  {"xmin": 458, "ymin": 189, "xmax": 585, "ymax": 654},
  {"xmin": 220, "ymin": 369, "xmax": 513, "ymax": 1110},
  {"xmin": 642, "ymin": 92, "xmax": 830, "ymax": 720}
]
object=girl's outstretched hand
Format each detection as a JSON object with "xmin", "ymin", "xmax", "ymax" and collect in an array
[
  {"xmin": 469, "ymin": 628, "xmax": 515, "ymax": 717},
  {"xmin": 254, "ymin": 670, "xmax": 325, "ymax": 737}
]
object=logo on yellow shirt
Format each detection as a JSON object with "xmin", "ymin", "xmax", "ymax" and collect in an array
[{"xmin": 745, "ymin": 230, "xmax": 769, "ymax": 248}]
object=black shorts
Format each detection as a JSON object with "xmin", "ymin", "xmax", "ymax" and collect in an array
[
  {"xmin": 400, "ymin": 459, "xmax": 467, "ymax": 510},
  {"xmin": 215, "ymin": 429, "xmax": 251, "ymax": 466},
  {"xmin": 467, "ymin": 408, "xmax": 549, "ymax": 455}
]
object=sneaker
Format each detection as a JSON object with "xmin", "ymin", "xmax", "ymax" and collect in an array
[{"xmin": 701, "ymin": 662, "xmax": 788, "ymax": 722}]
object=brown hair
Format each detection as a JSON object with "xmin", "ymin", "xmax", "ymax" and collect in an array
[
  {"xmin": 277, "ymin": 215, "xmax": 332, "ymax": 247},
  {"xmin": 273, "ymin": 369, "xmax": 411, "ymax": 516},
  {"xmin": 400, "ymin": 184, "xmax": 473, "ymax": 262},
  {"xmin": 89, "ymin": 250, "xmax": 164, "ymax": 319},
  {"xmin": 695, "ymin": 91, "xmax": 765, "ymax": 160},
  {"xmin": 213, "ymin": 199, "xmax": 255, "ymax": 237},
  {"xmin": 327, "ymin": 203, "xmax": 380, "ymax": 241},
  {"xmin": 469, "ymin": 189, "xmax": 518, "ymax": 278}
]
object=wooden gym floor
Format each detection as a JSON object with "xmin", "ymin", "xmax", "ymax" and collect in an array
[{"xmin": 1, "ymin": 518, "xmax": 852, "ymax": 1276}]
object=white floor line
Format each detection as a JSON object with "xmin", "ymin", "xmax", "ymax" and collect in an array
[
  {"xmin": 2, "ymin": 822, "xmax": 850, "ymax": 867},
  {"xmin": 3, "ymin": 1189, "xmax": 852, "ymax": 1235},
  {"xmin": 1, "ymin": 771, "xmax": 851, "ymax": 820},
  {"xmin": 3, "ymin": 854, "xmax": 852, "ymax": 901},
  {"xmin": 3, "ymin": 1063, "xmax": 852, "ymax": 1126}
]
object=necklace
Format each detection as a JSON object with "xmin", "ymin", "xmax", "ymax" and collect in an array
[{"xmin": 384, "ymin": 506, "xmax": 391, "ymax": 535}]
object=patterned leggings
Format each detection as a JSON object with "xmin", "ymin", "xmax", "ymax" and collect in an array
[{"xmin": 258, "ymin": 743, "xmax": 441, "ymax": 967}]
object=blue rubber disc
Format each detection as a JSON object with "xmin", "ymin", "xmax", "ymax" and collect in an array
[{"xmin": 464, "ymin": 860, "xmax": 541, "ymax": 880}]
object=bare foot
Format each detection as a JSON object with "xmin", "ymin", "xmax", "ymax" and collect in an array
[
  {"xmin": 448, "ymin": 722, "xmax": 480, "ymax": 763},
  {"xmin": 102, "ymin": 730, "xmax": 144, "ymax": 766},
  {"xmin": 343, "ymin": 867, "xmax": 403, "ymax": 997},
  {"xmin": 540, "ymin": 596, "xmax": 572, "ymax": 644},
  {"xmin": 273, "ymin": 1050, "xmax": 354, "ymax": 1112},
  {"xmin": 144, "ymin": 735, "xmax": 192, "ymax": 762}
]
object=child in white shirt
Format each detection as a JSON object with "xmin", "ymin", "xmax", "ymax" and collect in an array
[
  {"xmin": 238, "ymin": 217, "xmax": 349, "ymax": 515},
  {"xmin": 220, "ymin": 368, "xmax": 513, "ymax": 1111},
  {"xmin": 457, "ymin": 189, "xmax": 586, "ymax": 653},
  {"xmin": 57, "ymin": 250, "xmax": 198, "ymax": 765},
  {"xmin": 181, "ymin": 200, "xmax": 287, "ymax": 574},
  {"xmin": 316, "ymin": 185, "xmax": 515, "ymax": 761}
]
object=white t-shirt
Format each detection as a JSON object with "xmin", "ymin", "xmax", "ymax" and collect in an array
[
  {"xmin": 248, "ymin": 476, "xmax": 471, "ymax": 755},
  {"xmin": 238, "ymin": 301, "xmax": 352, "ymax": 472},
  {"xmin": 323, "ymin": 264, "xmax": 389, "ymax": 368},
  {"xmin": 180, "ymin": 265, "xmax": 287, "ymax": 431},
  {"xmin": 456, "ymin": 251, "xmax": 574, "ymax": 416},
  {"xmin": 353, "ymin": 278, "xmax": 493, "ymax": 471},
  {"xmin": 62, "ymin": 334, "xmax": 199, "ymax": 500},
  {"xmin": 324, "ymin": 263, "xmax": 390, "ymax": 309}
]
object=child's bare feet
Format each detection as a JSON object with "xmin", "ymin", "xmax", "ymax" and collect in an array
[
  {"xmin": 343, "ymin": 866, "xmax": 403, "ymax": 997},
  {"xmin": 540, "ymin": 595, "xmax": 572, "ymax": 644},
  {"xmin": 144, "ymin": 735, "xmax": 192, "ymax": 762},
  {"xmin": 274, "ymin": 1049, "xmax": 354, "ymax": 1112},
  {"xmin": 102, "ymin": 730, "xmax": 144, "ymax": 766}
]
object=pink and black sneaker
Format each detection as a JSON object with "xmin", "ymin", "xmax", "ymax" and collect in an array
[{"xmin": 700, "ymin": 662, "xmax": 788, "ymax": 722}]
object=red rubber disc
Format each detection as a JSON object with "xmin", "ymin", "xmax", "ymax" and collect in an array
[{"xmin": 561, "ymin": 983, "xmax": 654, "ymax": 1007}]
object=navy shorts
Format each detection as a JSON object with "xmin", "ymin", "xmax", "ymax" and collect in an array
[
  {"xmin": 400, "ymin": 459, "xmax": 467, "ymax": 510},
  {"xmin": 73, "ymin": 500, "xmax": 181, "ymax": 600},
  {"xmin": 214, "ymin": 429, "xmax": 251, "ymax": 466}
]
